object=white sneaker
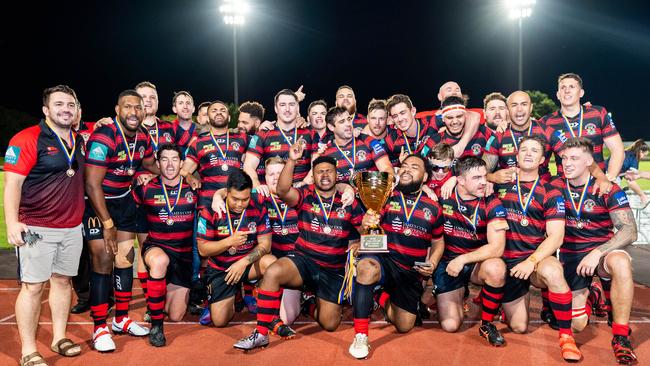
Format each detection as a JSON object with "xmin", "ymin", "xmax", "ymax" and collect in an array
[
  {"xmin": 111, "ymin": 317, "xmax": 150, "ymax": 336},
  {"xmin": 348, "ymin": 333, "xmax": 370, "ymax": 359},
  {"xmin": 93, "ymin": 326, "xmax": 116, "ymax": 352}
]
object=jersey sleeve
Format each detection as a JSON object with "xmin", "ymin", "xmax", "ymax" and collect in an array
[
  {"xmin": 483, "ymin": 126, "xmax": 498, "ymax": 156},
  {"xmin": 85, "ymin": 127, "xmax": 115, "ymax": 169},
  {"xmin": 605, "ymin": 184, "xmax": 631, "ymax": 213},
  {"xmin": 197, "ymin": 207, "xmax": 216, "ymax": 241},
  {"xmin": 348, "ymin": 198, "xmax": 363, "ymax": 241},
  {"xmin": 365, "ymin": 135, "xmax": 387, "ymax": 160},
  {"xmin": 599, "ymin": 107, "xmax": 619, "ymax": 139},
  {"xmin": 247, "ymin": 131, "xmax": 265, "ymax": 159},
  {"xmin": 4, "ymin": 127, "xmax": 39, "ymax": 176},
  {"xmin": 486, "ymin": 195, "xmax": 508, "ymax": 224},
  {"xmin": 185, "ymin": 137, "xmax": 200, "ymax": 164},
  {"xmin": 256, "ymin": 205, "xmax": 272, "ymax": 236},
  {"xmin": 543, "ymin": 183, "xmax": 566, "ymax": 221}
]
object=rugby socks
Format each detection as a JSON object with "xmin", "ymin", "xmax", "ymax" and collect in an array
[
  {"xmin": 353, "ymin": 283, "xmax": 375, "ymax": 335},
  {"xmin": 480, "ymin": 285, "xmax": 504, "ymax": 325},
  {"xmin": 541, "ymin": 288, "xmax": 550, "ymax": 312},
  {"xmin": 612, "ymin": 322, "xmax": 630, "ymax": 337},
  {"xmin": 147, "ymin": 277, "xmax": 167, "ymax": 327},
  {"xmin": 601, "ymin": 278, "xmax": 612, "ymax": 311},
  {"xmin": 548, "ymin": 291, "xmax": 573, "ymax": 337},
  {"xmin": 378, "ymin": 291, "xmax": 390, "ymax": 309},
  {"xmin": 90, "ymin": 272, "xmax": 112, "ymax": 331},
  {"xmin": 137, "ymin": 271, "xmax": 149, "ymax": 300},
  {"xmin": 114, "ymin": 267, "xmax": 134, "ymax": 323},
  {"xmin": 256, "ymin": 289, "xmax": 282, "ymax": 335},
  {"xmin": 243, "ymin": 283, "xmax": 255, "ymax": 298}
]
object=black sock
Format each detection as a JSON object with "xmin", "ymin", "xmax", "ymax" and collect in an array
[
  {"xmin": 114, "ymin": 267, "xmax": 134, "ymax": 320},
  {"xmin": 90, "ymin": 272, "xmax": 111, "ymax": 329},
  {"xmin": 353, "ymin": 283, "xmax": 375, "ymax": 319}
]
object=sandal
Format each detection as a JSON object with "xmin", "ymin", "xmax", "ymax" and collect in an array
[
  {"xmin": 50, "ymin": 338, "xmax": 81, "ymax": 357},
  {"xmin": 20, "ymin": 352, "xmax": 48, "ymax": 366}
]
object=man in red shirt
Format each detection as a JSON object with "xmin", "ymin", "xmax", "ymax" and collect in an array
[{"xmin": 5, "ymin": 85, "xmax": 85, "ymax": 364}]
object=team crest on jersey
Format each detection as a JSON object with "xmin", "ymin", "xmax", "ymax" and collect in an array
[
  {"xmin": 184, "ymin": 191, "xmax": 194, "ymax": 203},
  {"xmin": 139, "ymin": 146, "xmax": 146, "ymax": 158},
  {"xmin": 158, "ymin": 208, "xmax": 169, "ymax": 221},
  {"xmin": 336, "ymin": 207, "xmax": 346, "ymax": 218},
  {"xmin": 423, "ymin": 208, "xmax": 432, "ymax": 221},
  {"xmin": 502, "ymin": 144, "xmax": 515, "ymax": 154},
  {"xmin": 471, "ymin": 144, "xmax": 482, "ymax": 156},
  {"xmin": 270, "ymin": 141, "xmax": 282, "ymax": 151},
  {"xmin": 584, "ymin": 123, "xmax": 597, "ymax": 136},
  {"xmin": 247, "ymin": 222, "xmax": 257, "ymax": 232},
  {"xmin": 154, "ymin": 194, "xmax": 166, "ymax": 204},
  {"xmin": 498, "ymin": 188, "xmax": 508, "ymax": 199},
  {"xmin": 442, "ymin": 204, "xmax": 454, "ymax": 216},
  {"xmin": 218, "ymin": 226, "xmax": 229, "ymax": 235},
  {"xmin": 356, "ymin": 150, "xmax": 367, "ymax": 162},
  {"xmin": 231, "ymin": 142, "xmax": 241, "ymax": 151},
  {"xmin": 163, "ymin": 133, "xmax": 173, "ymax": 142},
  {"xmin": 391, "ymin": 217, "xmax": 403, "ymax": 232},
  {"xmin": 583, "ymin": 199, "xmax": 596, "ymax": 212}
]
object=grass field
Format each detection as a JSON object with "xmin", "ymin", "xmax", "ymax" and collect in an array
[{"xmin": 0, "ymin": 162, "xmax": 649, "ymax": 250}]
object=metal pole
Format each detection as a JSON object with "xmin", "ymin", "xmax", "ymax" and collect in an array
[
  {"xmin": 518, "ymin": 17, "xmax": 523, "ymax": 90},
  {"xmin": 233, "ymin": 25, "xmax": 239, "ymax": 106}
]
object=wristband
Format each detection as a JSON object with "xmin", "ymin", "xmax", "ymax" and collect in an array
[{"xmin": 102, "ymin": 219, "xmax": 114, "ymax": 229}]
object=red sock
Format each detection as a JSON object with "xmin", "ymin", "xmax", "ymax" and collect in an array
[
  {"xmin": 91, "ymin": 303, "xmax": 109, "ymax": 332},
  {"xmin": 354, "ymin": 318, "xmax": 370, "ymax": 336},
  {"xmin": 256, "ymin": 289, "xmax": 282, "ymax": 335},
  {"xmin": 147, "ymin": 277, "xmax": 167, "ymax": 327},
  {"xmin": 480, "ymin": 285, "xmax": 504, "ymax": 323},
  {"xmin": 379, "ymin": 292, "xmax": 390, "ymax": 309},
  {"xmin": 541, "ymin": 288, "xmax": 550, "ymax": 311},
  {"xmin": 612, "ymin": 322, "xmax": 630, "ymax": 337},
  {"xmin": 243, "ymin": 283, "xmax": 255, "ymax": 297},
  {"xmin": 137, "ymin": 271, "xmax": 149, "ymax": 300},
  {"xmin": 548, "ymin": 291, "xmax": 573, "ymax": 337}
]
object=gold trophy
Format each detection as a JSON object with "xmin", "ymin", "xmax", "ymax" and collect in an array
[{"xmin": 353, "ymin": 171, "xmax": 393, "ymax": 253}]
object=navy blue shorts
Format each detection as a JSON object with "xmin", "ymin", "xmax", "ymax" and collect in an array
[
  {"xmin": 360, "ymin": 255, "xmax": 423, "ymax": 315},
  {"xmin": 502, "ymin": 259, "xmax": 531, "ymax": 303},
  {"xmin": 204, "ymin": 265, "xmax": 253, "ymax": 304},
  {"xmin": 82, "ymin": 194, "xmax": 137, "ymax": 240},
  {"xmin": 142, "ymin": 243, "xmax": 192, "ymax": 289},
  {"xmin": 287, "ymin": 252, "xmax": 345, "ymax": 305},
  {"xmin": 560, "ymin": 252, "xmax": 594, "ymax": 291},
  {"xmin": 433, "ymin": 259, "xmax": 476, "ymax": 295}
]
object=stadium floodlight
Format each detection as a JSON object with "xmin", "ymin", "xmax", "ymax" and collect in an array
[
  {"xmin": 504, "ymin": 0, "xmax": 536, "ymax": 89},
  {"xmin": 220, "ymin": 0, "xmax": 250, "ymax": 105}
]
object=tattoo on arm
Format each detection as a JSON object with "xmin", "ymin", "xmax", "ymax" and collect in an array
[
  {"xmin": 598, "ymin": 208, "xmax": 638, "ymax": 254},
  {"xmin": 483, "ymin": 154, "xmax": 498, "ymax": 173},
  {"xmin": 246, "ymin": 246, "xmax": 267, "ymax": 264}
]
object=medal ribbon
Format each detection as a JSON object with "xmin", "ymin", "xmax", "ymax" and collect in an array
[
  {"xmin": 565, "ymin": 176, "xmax": 591, "ymax": 220},
  {"xmin": 335, "ymin": 134, "xmax": 356, "ymax": 170},
  {"xmin": 562, "ymin": 106, "xmax": 584, "ymax": 138},
  {"xmin": 454, "ymin": 187, "xmax": 480, "ymax": 231},
  {"xmin": 279, "ymin": 126, "xmax": 298, "ymax": 147},
  {"xmin": 315, "ymin": 190, "xmax": 335, "ymax": 226},
  {"xmin": 161, "ymin": 178, "xmax": 183, "ymax": 216},
  {"xmin": 148, "ymin": 122, "xmax": 159, "ymax": 152},
  {"xmin": 516, "ymin": 175, "xmax": 540, "ymax": 216},
  {"xmin": 270, "ymin": 194, "xmax": 288, "ymax": 227},
  {"xmin": 115, "ymin": 118, "xmax": 137, "ymax": 169},
  {"xmin": 182, "ymin": 124, "xmax": 197, "ymax": 159},
  {"xmin": 225, "ymin": 202, "xmax": 247, "ymax": 235},
  {"xmin": 402, "ymin": 121, "xmax": 421, "ymax": 154},
  {"xmin": 510, "ymin": 121, "xmax": 534, "ymax": 152},
  {"xmin": 46, "ymin": 119, "xmax": 76, "ymax": 168},
  {"xmin": 399, "ymin": 191, "xmax": 423, "ymax": 224},
  {"xmin": 209, "ymin": 129, "xmax": 230, "ymax": 160}
]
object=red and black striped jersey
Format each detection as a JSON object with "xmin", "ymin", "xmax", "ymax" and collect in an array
[
  {"xmin": 426, "ymin": 173, "xmax": 452, "ymax": 197},
  {"xmin": 379, "ymin": 191, "xmax": 445, "ymax": 270},
  {"xmin": 172, "ymin": 119, "xmax": 198, "ymax": 159},
  {"xmin": 85, "ymin": 119, "xmax": 153, "ymax": 198},
  {"xmin": 495, "ymin": 179, "xmax": 565, "ymax": 262},
  {"xmin": 416, "ymin": 108, "xmax": 486, "ymax": 130},
  {"xmin": 318, "ymin": 133, "xmax": 387, "ymax": 183},
  {"xmin": 352, "ymin": 113, "xmax": 368, "ymax": 135},
  {"xmin": 488, "ymin": 121, "xmax": 552, "ymax": 179},
  {"xmin": 292, "ymin": 187, "xmax": 364, "ymax": 271},
  {"xmin": 197, "ymin": 201, "xmax": 272, "ymax": 271},
  {"xmin": 141, "ymin": 119, "xmax": 175, "ymax": 154},
  {"xmin": 252, "ymin": 192, "xmax": 298, "ymax": 257},
  {"xmin": 186, "ymin": 129, "xmax": 250, "ymax": 209},
  {"xmin": 384, "ymin": 120, "xmax": 435, "ymax": 166},
  {"xmin": 438, "ymin": 191, "xmax": 508, "ymax": 261},
  {"xmin": 76, "ymin": 121, "xmax": 95, "ymax": 148},
  {"xmin": 549, "ymin": 176, "xmax": 629, "ymax": 254},
  {"xmin": 424, "ymin": 124, "xmax": 497, "ymax": 159},
  {"xmin": 247, "ymin": 125, "xmax": 316, "ymax": 184},
  {"xmin": 5, "ymin": 120, "xmax": 86, "ymax": 228},
  {"xmin": 541, "ymin": 105, "xmax": 619, "ymax": 175},
  {"xmin": 132, "ymin": 177, "xmax": 197, "ymax": 253}
]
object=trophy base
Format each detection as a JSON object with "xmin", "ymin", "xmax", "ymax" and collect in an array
[{"xmin": 359, "ymin": 234, "xmax": 389, "ymax": 253}]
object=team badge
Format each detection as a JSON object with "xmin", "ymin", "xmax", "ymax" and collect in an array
[
  {"xmin": 357, "ymin": 150, "xmax": 367, "ymax": 162},
  {"xmin": 163, "ymin": 132, "xmax": 172, "ymax": 142},
  {"xmin": 584, "ymin": 123, "xmax": 597, "ymax": 136},
  {"xmin": 248, "ymin": 222, "xmax": 257, "ymax": 232},
  {"xmin": 336, "ymin": 207, "xmax": 346, "ymax": 218},
  {"xmin": 231, "ymin": 142, "xmax": 241, "ymax": 151},
  {"xmin": 583, "ymin": 199, "xmax": 596, "ymax": 212},
  {"xmin": 139, "ymin": 146, "xmax": 146, "ymax": 158},
  {"xmin": 423, "ymin": 208, "xmax": 432, "ymax": 221},
  {"xmin": 471, "ymin": 144, "xmax": 482, "ymax": 156},
  {"xmin": 185, "ymin": 191, "xmax": 194, "ymax": 203}
]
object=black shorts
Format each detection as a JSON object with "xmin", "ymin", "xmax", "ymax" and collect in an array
[
  {"xmin": 433, "ymin": 259, "xmax": 476, "ymax": 295},
  {"xmin": 287, "ymin": 252, "xmax": 345, "ymax": 305},
  {"xmin": 560, "ymin": 252, "xmax": 594, "ymax": 291},
  {"xmin": 82, "ymin": 194, "xmax": 137, "ymax": 240},
  {"xmin": 204, "ymin": 265, "xmax": 253, "ymax": 304},
  {"xmin": 135, "ymin": 204, "xmax": 148, "ymax": 234},
  {"xmin": 502, "ymin": 259, "xmax": 531, "ymax": 303},
  {"xmin": 142, "ymin": 243, "xmax": 193, "ymax": 289},
  {"xmin": 361, "ymin": 255, "xmax": 423, "ymax": 315}
]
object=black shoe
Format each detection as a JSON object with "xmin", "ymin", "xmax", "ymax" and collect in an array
[
  {"xmin": 149, "ymin": 324, "xmax": 166, "ymax": 347},
  {"xmin": 269, "ymin": 318, "xmax": 296, "ymax": 339},
  {"xmin": 415, "ymin": 301, "xmax": 430, "ymax": 327},
  {"xmin": 300, "ymin": 292, "xmax": 316, "ymax": 318},
  {"xmin": 540, "ymin": 308, "xmax": 559, "ymax": 330},
  {"xmin": 70, "ymin": 301, "xmax": 90, "ymax": 314},
  {"xmin": 612, "ymin": 335, "xmax": 638, "ymax": 365},
  {"xmin": 479, "ymin": 322, "xmax": 506, "ymax": 347},
  {"xmin": 188, "ymin": 302, "xmax": 204, "ymax": 316}
]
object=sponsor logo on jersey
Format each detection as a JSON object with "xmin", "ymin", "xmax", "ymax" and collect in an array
[
  {"xmin": 5, "ymin": 146, "xmax": 20, "ymax": 165},
  {"xmin": 197, "ymin": 217, "xmax": 207, "ymax": 235},
  {"xmin": 88, "ymin": 142, "xmax": 108, "ymax": 161}
]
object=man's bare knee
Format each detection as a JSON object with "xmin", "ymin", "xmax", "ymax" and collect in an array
[
  {"xmin": 22, "ymin": 282, "xmax": 46, "ymax": 295},
  {"xmin": 571, "ymin": 316, "xmax": 588, "ymax": 333},
  {"xmin": 440, "ymin": 318, "xmax": 461, "ymax": 333},
  {"xmin": 481, "ymin": 259, "xmax": 506, "ymax": 286},
  {"xmin": 606, "ymin": 252, "xmax": 633, "ymax": 279},
  {"xmin": 508, "ymin": 321, "xmax": 528, "ymax": 334},
  {"xmin": 356, "ymin": 259, "xmax": 380, "ymax": 285}
]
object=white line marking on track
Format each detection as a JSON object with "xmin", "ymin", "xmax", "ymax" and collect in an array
[{"xmin": 0, "ymin": 299, "xmax": 49, "ymax": 323}]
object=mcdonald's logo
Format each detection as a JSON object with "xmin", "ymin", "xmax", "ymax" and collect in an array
[{"xmin": 87, "ymin": 216, "xmax": 102, "ymax": 229}]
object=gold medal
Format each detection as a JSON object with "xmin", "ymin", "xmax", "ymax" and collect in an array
[
  {"xmin": 323, "ymin": 225, "xmax": 332, "ymax": 234},
  {"xmin": 66, "ymin": 168, "xmax": 75, "ymax": 177},
  {"xmin": 521, "ymin": 218, "xmax": 529, "ymax": 227},
  {"xmin": 166, "ymin": 218, "xmax": 174, "ymax": 226},
  {"xmin": 281, "ymin": 227, "xmax": 289, "ymax": 235},
  {"xmin": 576, "ymin": 221, "xmax": 584, "ymax": 229}
]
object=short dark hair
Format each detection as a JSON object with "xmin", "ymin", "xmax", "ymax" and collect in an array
[
  {"xmin": 172, "ymin": 91, "xmax": 193, "ymax": 105},
  {"xmin": 197, "ymin": 101, "xmax": 211, "ymax": 111},
  {"xmin": 117, "ymin": 89, "xmax": 143, "ymax": 104},
  {"xmin": 156, "ymin": 143, "xmax": 183, "ymax": 161},
  {"xmin": 308, "ymin": 100, "xmax": 327, "ymax": 114},
  {"xmin": 274, "ymin": 89, "xmax": 299, "ymax": 105},
  {"xmin": 312, "ymin": 155, "xmax": 337, "ymax": 170},
  {"xmin": 239, "ymin": 101, "xmax": 265, "ymax": 121},
  {"xmin": 227, "ymin": 168, "xmax": 253, "ymax": 191},
  {"xmin": 441, "ymin": 95, "xmax": 465, "ymax": 109},
  {"xmin": 402, "ymin": 153, "xmax": 432, "ymax": 180},
  {"xmin": 367, "ymin": 99, "xmax": 387, "ymax": 115},
  {"xmin": 208, "ymin": 100, "xmax": 229, "ymax": 112},
  {"xmin": 386, "ymin": 94, "xmax": 413, "ymax": 113},
  {"xmin": 135, "ymin": 81, "xmax": 157, "ymax": 90},
  {"xmin": 43, "ymin": 85, "xmax": 78, "ymax": 107},
  {"xmin": 453, "ymin": 156, "xmax": 486, "ymax": 176},
  {"xmin": 561, "ymin": 137, "xmax": 594, "ymax": 154},
  {"xmin": 325, "ymin": 106, "xmax": 348, "ymax": 126},
  {"xmin": 483, "ymin": 92, "xmax": 507, "ymax": 109},
  {"xmin": 558, "ymin": 73, "xmax": 583, "ymax": 88},
  {"xmin": 519, "ymin": 135, "xmax": 547, "ymax": 154}
]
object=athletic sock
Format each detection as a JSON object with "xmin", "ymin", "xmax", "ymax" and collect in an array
[
  {"xmin": 256, "ymin": 289, "xmax": 282, "ymax": 335},
  {"xmin": 243, "ymin": 283, "xmax": 255, "ymax": 297},
  {"xmin": 137, "ymin": 271, "xmax": 149, "ymax": 300},
  {"xmin": 147, "ymin": 276, "xmax": 167, "ymax": 327},
  {"xmin": 378, "ymin": 291, "xmax": 390, "ymax": 309},
  {"xmin": 549, "ymin": 290, "xmax": 573, "ymax": 337},
  {"xmin": 601, "ymin": 278, "xmax": 612, "ymax": 311},
  {"xmin": 352, "ymin": 283, "xmax": 374, "ymax": 335},
  {"xmin": 541, "ymin": 288, "xmax": 550, "ymax": 312},
  {"xmin": 480, "ymin": 284, "xmax": 504, "ymax": 325},
  {"xmin": 114, "ymin": 267, "xmax": 134, "ymax": 323},
  {"xmin": 90, "ymin": 271, "xmax": 112, "ymax": 332},
  {"xmin": 612, "ymin": 322, "xmax": 630, "ymax": 337}
]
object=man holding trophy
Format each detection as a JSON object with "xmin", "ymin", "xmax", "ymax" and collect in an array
[{"xmin": 349, "ymin": 154, "xmax": 445, "ymax": 359}]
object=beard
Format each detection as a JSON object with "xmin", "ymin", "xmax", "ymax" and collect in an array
[
  {"xmin": 209, "ymin": 115, "xmax": 229, "ymax": 128},
  {"xmin": 397, "ymin": 179, "xmax": 423, "ymax": 194}
]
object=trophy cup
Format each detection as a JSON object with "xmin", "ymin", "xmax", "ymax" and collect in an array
[{"xmin": 353, "ymin": 171, "xmax": 394, "ymax": 253}]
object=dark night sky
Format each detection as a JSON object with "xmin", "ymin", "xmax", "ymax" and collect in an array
[{"xmin": 2, "ymin": 0, "xmax": 649, "ymax": 138}]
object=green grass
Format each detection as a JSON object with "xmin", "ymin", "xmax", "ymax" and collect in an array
[{"xmin": 1, "ymin": 161, "xmax": 649, "ymax": 250}]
